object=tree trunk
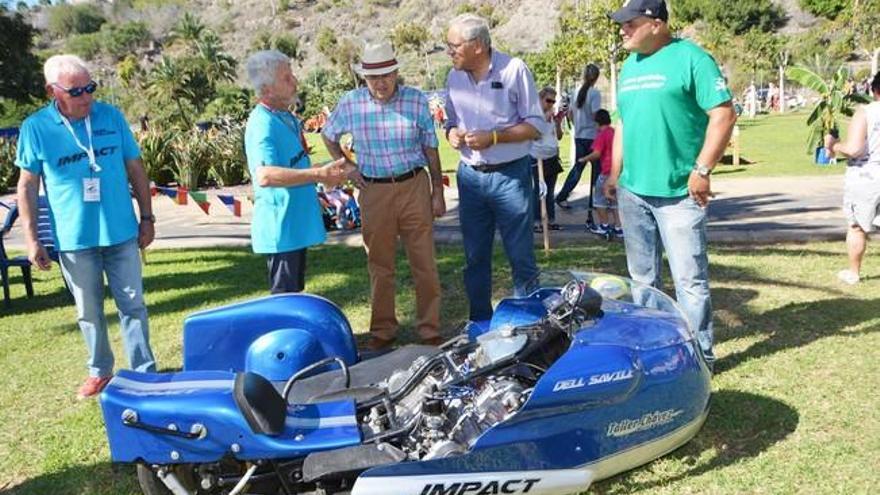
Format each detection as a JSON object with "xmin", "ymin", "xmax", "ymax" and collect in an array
[
  {"xmin": 610, "ymin": 57, "xmax": 618, "ymax": 111},
  {"xmin": 779, "ymin": 65, "xmax": 786, "ymax": 114},
  {"xmin": 555, "ymin": 66, "xmax": 562, "ymax": 113},
  {"xmin": 873, "ymin": 47, "xmax": 879, "ymax": 79}
]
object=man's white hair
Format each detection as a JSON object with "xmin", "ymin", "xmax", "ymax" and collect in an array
[
  {"xmin": 246, "ymin": 50, "xmax": 290, "ymax": 97},
  {"xmin": 43, "ymin": 54, "xmax": 90, "ymax": 85},
  {"xmin": 449, "ymin": 13, "xmax": 492, "ymax": 49}
]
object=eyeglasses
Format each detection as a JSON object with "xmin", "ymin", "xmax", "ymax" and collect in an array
[
  {"xmin": 53, "ymin": 81, "xmax": 98, "ymax": 97},
  {"xmin": 544, "ymin": 98, "xmax": 557, "ymax": 104},
  {"xmin": 446, "ymin": 39, "xmax": 472, "ymax": 52}
]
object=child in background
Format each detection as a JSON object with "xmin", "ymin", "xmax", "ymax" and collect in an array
[{"xmin": 578, "ymin": 109, "xmax": 622, "ymax": 238}]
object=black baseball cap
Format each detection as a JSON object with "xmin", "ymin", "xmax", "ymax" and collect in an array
[{"xmin": 610, "ymin": 0, "xmax": 669, "ymax": 23}]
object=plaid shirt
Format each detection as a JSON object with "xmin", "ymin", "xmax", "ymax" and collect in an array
[{"xmin": 323, "ymin": 85, "xmax": 438, "ymax": 178}]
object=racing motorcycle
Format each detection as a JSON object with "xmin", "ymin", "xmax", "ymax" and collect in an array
[{"xmin": 99, "ymin": 271, "xmax": 712, "ymax": 495}]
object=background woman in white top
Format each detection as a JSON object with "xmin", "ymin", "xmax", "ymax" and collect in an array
[
  {"xmin": 530, "ymin": 86, "xmax": 565, "ymax": 231},
  {"xmin": 825, "ymin": 71, "xmax": 880, "ymax": 285},
  {"xmin": 555, "ymin": 64, "xmax": 601, "ymax": 230}
]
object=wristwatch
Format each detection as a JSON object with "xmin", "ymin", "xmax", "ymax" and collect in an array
[
  {"xmin": 693, "ymin": 163, "xmax": 712, "ymax": 177},
  {"xmin": 141, "ymin": 214, "xmax": 156, "ymax": 223}
]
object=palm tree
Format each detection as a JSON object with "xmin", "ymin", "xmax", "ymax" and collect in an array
[
  {"xmin": 195, "ymin": 31, "xmax": 237, "ymax": 86},
  {"xmin": 169, "ymin": 12, "xmax": 206, "ymax": 49},
  {"xmin": 146, "ymin": 57, "xmax": 194, "ymax": 128}
]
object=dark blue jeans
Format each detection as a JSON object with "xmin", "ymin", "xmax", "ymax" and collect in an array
[
  {"xmin": 555, "ymin": 138, "xmax": 599, "ymax": 212},
  {"xmin": 457, "ymin": 156, "xmax": 539, "ymax": 320}
]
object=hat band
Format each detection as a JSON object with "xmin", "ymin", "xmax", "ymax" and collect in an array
[{"xmin": 361, "ymin": 59, "xmax": 398, "ymax": 70}]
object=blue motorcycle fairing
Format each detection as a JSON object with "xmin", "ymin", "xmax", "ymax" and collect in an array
[
  {"xmin": 182, "ymin": 294, "xmax": 358, "ymax": 373},
  {"xmin": 100, "ymin": 370, "xmax": 361, "ymax": 464}
]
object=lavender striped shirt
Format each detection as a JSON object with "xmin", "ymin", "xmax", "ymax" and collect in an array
[
  {"xmin": 323, "ymin": 85, "xmax": 438, "ymax": 178},
  {"xmin": 444, "ymin": 50, "xmax": 544, "ymax": 166}
]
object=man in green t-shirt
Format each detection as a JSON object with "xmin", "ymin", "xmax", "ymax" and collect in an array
[{"xmin": 603, "ymin": 0, "xmax": 737, "ymax": 365}]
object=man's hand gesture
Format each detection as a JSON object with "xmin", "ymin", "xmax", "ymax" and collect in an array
[{"xmin": 316, "ymin": 157, "xmax": 349, "ymax": 187}]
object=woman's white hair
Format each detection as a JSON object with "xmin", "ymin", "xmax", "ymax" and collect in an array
[
  {"xmin": 449, "ymin": 13, "xmax": 491, "ymax": 49},
  {"xmin": 43, "ymin": 54, "xmax": 90, "ymax": 84},
  {"xmin": 246, "ymin": 50, "xmax": 290, "ymax": 97}
]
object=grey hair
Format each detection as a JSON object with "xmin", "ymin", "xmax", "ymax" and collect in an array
[
  {"xmin": 449, "ymin": 13, "xmax": 491, "ymax": 49},
  {"xmin": 43, "ymin": 54, "xmax": 90, "ymax": 84},
  {"xmin": 246, "ymin": 50, "xmax": 290, "ymax": 97},
  {"xmin": 539, "ymin": 86, "xmax": 557, "ymax": 98}
]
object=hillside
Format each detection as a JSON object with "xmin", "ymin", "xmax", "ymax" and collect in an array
[{"xmin": 28, "ymin": 0, "xmax": 564, "ymax": 85}]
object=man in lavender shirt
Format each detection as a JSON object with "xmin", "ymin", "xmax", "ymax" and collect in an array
[{"xmin": 444, "ymin": 13, "xmax": 544, "ymax": 322}]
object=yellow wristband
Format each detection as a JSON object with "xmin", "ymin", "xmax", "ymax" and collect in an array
[{"xmin": 492, "ymin": 130, "xmax": 498, "ymax": 146}]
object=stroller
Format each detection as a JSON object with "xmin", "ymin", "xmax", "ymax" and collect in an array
[{"xmin": 318, "ymin": 185, "xmax": 361, "ymax": 231}]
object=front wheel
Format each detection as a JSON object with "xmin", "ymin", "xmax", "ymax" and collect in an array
[
  {"xmin": 137, "ymin": 461, "xmax": 286, "ymax": 495},
  {"xmin": 137, "ymin": 464, "xmax": 198, "ymax": 495}
]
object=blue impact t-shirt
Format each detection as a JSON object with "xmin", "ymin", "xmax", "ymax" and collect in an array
[
  {"xmin": 16, "ymin": 101, "xmax": 140, "ymax": 251},
  {"xmin": 244, "ymin": 105, "xmax": 326, "ymax": 254}
]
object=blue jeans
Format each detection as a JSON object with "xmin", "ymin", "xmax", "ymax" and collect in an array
[
  {"xmin": 554, "ymin": 138, "xmax": 596, "ymax": 204},
  {"xmin": 59, "ymin": 238, "xmax": 156, "ymax": 377},
  {"xmin": 457, "ymin": 156, "xmax": 539, "ymax": 320},
  {"xmin": 617, "ymin": 187, "xmax": 714, "ymax": 357}
]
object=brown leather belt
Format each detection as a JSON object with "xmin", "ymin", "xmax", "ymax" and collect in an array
[{"xmin": 363, "ymin": 167, "xmax": 423, "ymax": 183}]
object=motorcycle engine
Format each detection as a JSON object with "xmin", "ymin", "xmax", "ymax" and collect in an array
[{"xmin": 365, "ymin": 345, "xmax": 530, "ymax": 461}]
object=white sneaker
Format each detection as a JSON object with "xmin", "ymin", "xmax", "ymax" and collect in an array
[{"xmin": 837, "ymin": 269, "xmax": 860, "ymax": 285}]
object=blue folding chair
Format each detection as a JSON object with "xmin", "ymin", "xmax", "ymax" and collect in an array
[
  {"xmin": 0, "ymin": 201, "xmax": 33, "ymax": 306},
  {"xmin": 36, "ymin": 196, "xmax": 61, "ymax": 263}
]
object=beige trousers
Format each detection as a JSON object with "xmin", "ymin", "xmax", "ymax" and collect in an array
[{"xmin": 358, "ymin": 170, "xmax": 441, "ymax": 342}]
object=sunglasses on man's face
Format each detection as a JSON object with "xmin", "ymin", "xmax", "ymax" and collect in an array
[
  {"xmin": 545, "ymin": 98, "xmax": 556, "ymax": 104},
  {"xmin": 53, "ymin": 81, "xmax": 98, "ymax": 97}
]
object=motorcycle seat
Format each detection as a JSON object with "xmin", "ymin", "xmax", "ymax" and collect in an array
[
  {"xmin": 234, "ymin": 372, "xmax": 287, "ymax": 436},
  {"xmin": 284, "ymin": 345, "xmax": 441, "ymax": 404}
]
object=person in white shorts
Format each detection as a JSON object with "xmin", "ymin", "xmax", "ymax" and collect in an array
[{"xmin": 825, "ymin": 71, "xmax": 880, "ymax": 285}]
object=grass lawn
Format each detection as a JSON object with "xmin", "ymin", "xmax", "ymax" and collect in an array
[
  {"xmin": 1, "ymin": 242, "xmax": 878, "ymax": 494},
  {"xmin": 306, "ymin": 110, "xmax": 848, "ymax": 185}
]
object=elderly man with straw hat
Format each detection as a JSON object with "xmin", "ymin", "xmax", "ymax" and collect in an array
[{"xmin": 323, "ymin": 40, "xmax": 446, "ymax": 351}]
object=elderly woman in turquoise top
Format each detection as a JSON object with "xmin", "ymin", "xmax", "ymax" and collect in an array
[{"xmin": 244, "ymin": 50, "xmax": 348, "ymax": 294}]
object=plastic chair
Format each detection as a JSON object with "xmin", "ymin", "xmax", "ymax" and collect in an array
[
  {"xmin": 0, "ymin": 201, "xmax": 34, "ymax": 306},
  {"xmin": 36, "ymin": 196, "xmax": 60, "ymax": 263}
]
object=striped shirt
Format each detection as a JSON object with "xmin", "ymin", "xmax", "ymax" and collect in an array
[{"xmin": 323, "ymin": 85, "xmax": 439, "ymax": 178}]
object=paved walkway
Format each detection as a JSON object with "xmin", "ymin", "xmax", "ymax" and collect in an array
[{"xmin": 1, "ymin": 175, "xmax": 847, "ymax": 251}]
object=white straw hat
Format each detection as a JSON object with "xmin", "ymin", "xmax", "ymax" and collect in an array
[{"xmin": 353, "ymin": 40, "xmax": 399, "ymax": 76}]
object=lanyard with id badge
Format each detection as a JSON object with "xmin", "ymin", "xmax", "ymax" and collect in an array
[{"xmin": 59, "ymin": 112, "xmax": 102, "ymax": 202}]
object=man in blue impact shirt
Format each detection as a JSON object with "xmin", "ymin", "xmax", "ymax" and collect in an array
[
  {"xmin": 16, "ymin": 54, "xmax": 157, "ymax": 400},
  {"xmin": 244, "ymin": 50, "xmax": 348, "ymax": 294},
  {"xmin": 444, "ymin": 14, "xmax": 543, "ymax": 323}
]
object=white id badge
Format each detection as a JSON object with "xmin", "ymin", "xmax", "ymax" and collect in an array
[{"xmin": 83, "ymin": 178, "xmax": 100, "ymax": 202}]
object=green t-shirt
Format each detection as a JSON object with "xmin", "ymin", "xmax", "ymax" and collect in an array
[{"xmin": 617, "ymin": 39, "xmax": 732, "ymax": 197}]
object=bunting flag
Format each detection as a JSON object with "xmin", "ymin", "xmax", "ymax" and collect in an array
[
  {"xmin": 177, "ymin": 186, "xmax": 188, "ymax": 205},
  {"xmin": 189, "ymin": 191, "xmax": 211, "ymax": 215},
  {"xmin": 218, "ymin": 194, "xmax": 242, "ymax": 217},
  {"xmin": 442, "ymin": 174, "xmax": 450, "ymax": 187},
  {"xmin": 156, "ymin": 186, "xmax": 178, "ymax": 201}
]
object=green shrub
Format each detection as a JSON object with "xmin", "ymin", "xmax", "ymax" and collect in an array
[
  {"xmin": 799, "ymin": 0, "xmax": 848, "ymax": 20},
  {"xmin": 65, "ymin": 32, "xmax": 103, "ymax": 59},
  {"xmin": 274, "ymin": 34, "xmax": 300, "ymax": 60},
  {"xmin": 169, "ymin": 130, "xmax": 213, "ymax": 189},
  {"xmin": 137, "ymin": 128, "xmax": 177, "ymax": 185},
  {"xmin": 0, "ymin": 137, "xmax": 19, "ymax": 191},
  {"xmin": 101, "ymin": 21, "xmax": 151, "ymax": 59},
  {"xmin": 48, "ymin": 3, "xmax": 106, "ymax": 37},
  {"xmin": 208, "ymin": 123, "xmax": 248, "ymax": 186}
]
